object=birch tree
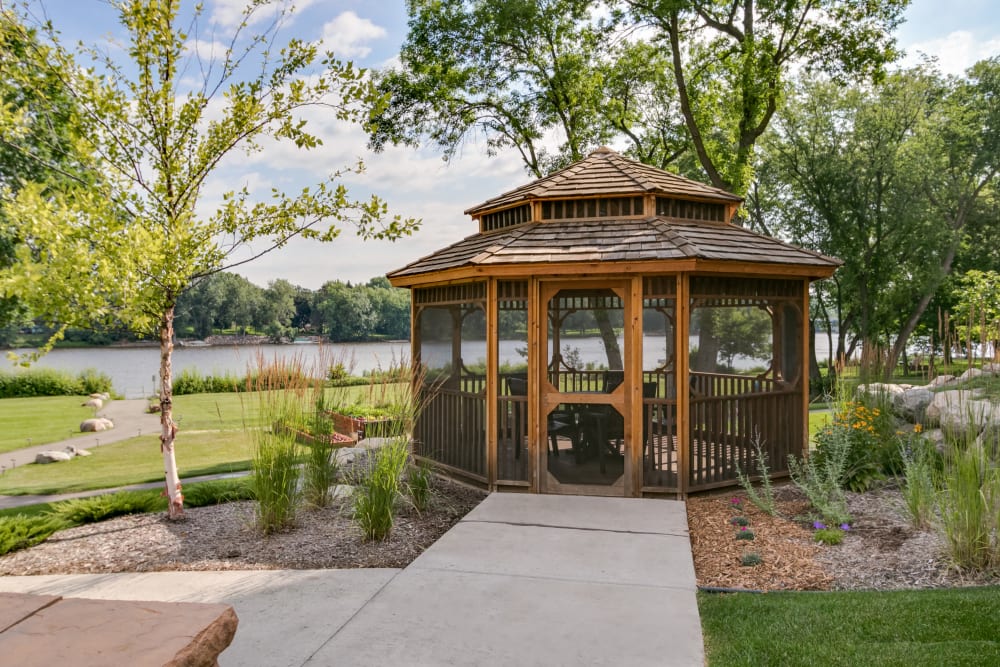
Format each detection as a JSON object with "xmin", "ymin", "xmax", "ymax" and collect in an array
[{"xmin": 0, "ymin": 1, "xmax": 417, "ymax": 519}]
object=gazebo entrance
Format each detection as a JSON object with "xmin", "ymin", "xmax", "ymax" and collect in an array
[{"xmin": 540, "ymin": 282, "xmax": 632, "ymax": 496}]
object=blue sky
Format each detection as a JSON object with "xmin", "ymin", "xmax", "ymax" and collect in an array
[{"xmin": 34, "ymin": 0, "xmax": 1000, "ymax": 289}]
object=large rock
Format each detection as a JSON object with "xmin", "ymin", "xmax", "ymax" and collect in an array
[
  {"xmin": 64, "ymin": 446, "xmax": 92, "ymax": 457},
  {"xmin": 924, "ymin": 390, "xmax": 999, "ymax": 438},
  {"xmin": 893, "ymin": 386, "xmax": 934, "ymax": 421},
  {"xmin": 982, "ymin": 362, "xmax": 1000, "ymax": 374},
  {"xmin": 82, "ymin": 398, "xmax": 103, "ymax": 409},
  {"xmin": 927, "ymin": 374, "xmax": 956, "ymax": 388},
  {"xmin": 958, "ymin": 367, "xmax": 987, "ymax": 382},
  {"xmin": 35, "ymin": 450, "xmax": 73, "ymax": 464},
  {"xmin": 80, "ymin": 417, "xmax": 114, "ymax": 433},
  {"xmin": 857, "ymin": 383, "xmax": 909, "ymax": 399}
]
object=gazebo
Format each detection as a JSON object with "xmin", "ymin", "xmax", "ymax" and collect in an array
[{"xmin": 388, "ymin": 148, "xmax": 840, "ymax": 497}]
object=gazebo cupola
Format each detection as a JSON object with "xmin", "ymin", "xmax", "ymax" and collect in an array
[{"xmin": 389, "ymin": 147, "xmax": 840, "ymax": 497}]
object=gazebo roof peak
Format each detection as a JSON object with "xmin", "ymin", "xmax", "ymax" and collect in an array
[{"xmin": 465, "ymin": 147, "xmax": 742, "ymax": 216}]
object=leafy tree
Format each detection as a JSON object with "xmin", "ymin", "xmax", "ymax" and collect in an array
[
  {"xmin": 0, "ymin": 2, "xmax": 417, "ymax": 519},
  {"xmin": 313, "ymin": 280, "xmax": 376, "ymax": 342},
  {"xmin": 619, "ymin": 0, "xmax": 908, "ymax": 195},
  {"xmin": 259, "ymin": 279, "xmax": 298, "ymax": 338},
  {"xmin": 952, "ymin": 270, "xmax": 1000, "ymax": 362}
]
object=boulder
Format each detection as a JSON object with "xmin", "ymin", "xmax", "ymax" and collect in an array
[
  {"xmin": 88, "ymin": 392, "xmax": 104, "ymax": 399},
  {"xmin": 924, "ymin": 390, "xmax": 998, "ymax": 439},
  {"xmin": 82, "ymin": 398, "xmax": 103, "ymax": 409},
  {"xmin": 893, "ymin": 387, "xmax": 934, "ymax": 421},
  {"xmin": 64, "ymin": 446, "xmax": 93, "ymax": 457},
  {"xmin": 35, "ymin": 451, "xmax": 73, "ymax": 464},
  {"xmin": 80, "ymin": 418, "xmax": 114, "ymax": 433},
  {"xmin": 857, "ymin": 383, "xmax": 909, "ymax": 399},
  {"xmin": 958, "ymin": 367, "xmax": 986, "ymax": 382},
  {"xmin": 982, "ymin": 362, "xmax": 1000, "ymax": 374},
  {"xmin": 927, "ymin": 374, "xmax": 956, "ymax": 388},
  {"xmin": 922, "ymin": 428, "xmax": 947, "ymax": 454}
]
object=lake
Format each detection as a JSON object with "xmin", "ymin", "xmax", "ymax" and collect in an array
[{"xmin": 10, "ymin": 334, "xmax": 835, "ymax": 399}]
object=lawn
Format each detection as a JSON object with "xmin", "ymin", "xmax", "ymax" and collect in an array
[
  {"xmin": 0, "ymin": 430, "xmax": 252, "ymax": 495},
  {"xmin": 808, "ymin": 408, "xmax": 831, "ymax": 441},
  {"xmin": 699, "ymin": 587, "xmax": 1000, "ymax": 666},
  {"xmin": 0, "ymin": 396, "xmax": 96, "ymax": 455}
]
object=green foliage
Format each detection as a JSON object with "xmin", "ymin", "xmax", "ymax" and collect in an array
[
  {"xmin": 0, "ymin": 514, "xmax": 68, "ymax": 556},
  {"xmin": 173, "ymin": 368, "xmax": 243, "ymax": 395},
  {"xmin": 787, "ymin": 426, "xmax": 852, "ymax": 527},
  {"xmin": 407, "ymin": 463, "xmax": 433, "ymax": 513},
  {"xmin": 353, "ymin": 438, "xmax": 410, "ymax": 541},
  {"xmin": 183, "ymin": 478, "xmax": 255, "ymax": 508},
  {"xmin": 899, "ymin": 437, "xmax": 939, "ymax": 531},
  {"xmin": 734, "ymin": 527, "xmax": 755, "ymax": 541},
  {"xmin": 814, "ymin": 527, "xmax": 845, "ymax": 545},
  {"xmin": 813, "ymin": 393, "xmax": 900, "ymax": 492},
  {"xmin": 937, "ymin": 435, "xmax": 1000, "ymax": 572},
  {"xmin": 734, "ymin": 434, "xmax": 777, "ymax": 516},
  {"xmin": 250, "ymin": 428, "xmax": 300, "ymax": 535},
  {"xmin": 0, "ymin": 368, "xmax": 112, "ymax": 398},
  {"xmin": 47, "ymin": 491, "xmax": 163, "ymax": 525},
  {"xmin": 740, "ymin": 552, "xmax": 762, "ymax": 567}
]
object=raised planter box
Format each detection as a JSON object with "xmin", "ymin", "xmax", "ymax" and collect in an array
[
  {"xmin": 273, "ymin": 422, "xmax": 357, "ymax": 447},
  {"xmin": 325, "ymin": 411, "xmax": 403, "ymax": 441}
]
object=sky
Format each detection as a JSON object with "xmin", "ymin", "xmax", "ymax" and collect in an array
[{"xmin": 27, "ymin": 0, "xmax": 1000, "ymax": 290}]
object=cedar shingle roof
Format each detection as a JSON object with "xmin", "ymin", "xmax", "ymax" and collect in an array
[
  {"xmin": 465, "ymin": 146, "xmax": 741, "ymax": 215},
  {"xmin": 387, "ymin": 217, "xmax": 841, "ymax": 279}
]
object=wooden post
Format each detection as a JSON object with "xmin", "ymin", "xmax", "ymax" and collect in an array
[
  {"xmin": 528, "ymin": 277, "xmax": 541, "ymax": 492},
  {"xmin": 486, "ymin": 279, "xmax": 498, "ymax": 490},
  {"xmin": 676, "ymin": 274, "xmax": 691, "ymax": 497},
  {"xmin": 629, "ymin": 275, "xmax": 643, "ymax": 496},
  {"xmin": 801, "ymin": 279, "xmax": 811, "ymax": 457}
]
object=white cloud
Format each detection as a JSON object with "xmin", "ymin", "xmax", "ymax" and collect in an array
[
  {"xmin": 184, "ymin": 38, "xmax": 228, "ymax": 62},
  {"xmin": 901, "ymin": 30, "xmax": 1000, "ymax": 76},
  {"xmin": 210, "ymin": 0, "xmax": 317, "ymax": 29},
  {"xmin": 316, "ymin": 11, "xmax": 387, "ymax": 58}
]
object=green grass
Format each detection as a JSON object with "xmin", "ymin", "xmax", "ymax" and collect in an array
[
  {"xmin": 0, "ymin": 430, "xmax": 252, "ymax": 495},
  {"xmin": 808, "ymin": 409, "xmax": 831, "ymax": 442},
  {"xmin": 0, "ymin": 396, "xmax": 97, "ymax": 455},
  {"xmin": 699, "ymin": 587, "xmax": 1000, "ymax": 666}
]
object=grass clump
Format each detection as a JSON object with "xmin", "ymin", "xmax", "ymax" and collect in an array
[
  {"xmin": 353, "ymin": 438, "xmax": 409, "ymax": 541},
  {"xmin": 407, "ymin": 462, "xmax": 433, "ymax": 513},
  {"xmin": 938, "ymin": 433, "xmax": 999, "ymax": 572},
  {"xmin": 48, "ymin": 491, "xmax": 164, "ymax": 524},
  {"xmin": 0, "ymin": 514, "xmax": 69, "ymax": 556},
  {"xmin": 899, "ymin": 435, "xmax": 939, "ymax": 531}
]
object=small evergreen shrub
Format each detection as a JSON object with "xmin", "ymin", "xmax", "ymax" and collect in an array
[
  {"xmin": 0, "ymin": 514, "xmax": 68, "ymax": 556},
  {"xmin": 184, "ymin": 478, "xmax": 255, "ymax": 507},
  {"xmin": 48, "ymin": 491, "xmax": 164, "ymax": 525}
]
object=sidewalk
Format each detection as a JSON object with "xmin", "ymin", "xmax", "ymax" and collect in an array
[{"xmin": 0, "ymin": 493, "xmax": 703, "ymax": 666}]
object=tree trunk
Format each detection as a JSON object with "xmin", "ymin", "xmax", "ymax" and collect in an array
[
  {"xmin": 808, "ymin": 318, "xmax": 821, "ymax": 388},
  {"xmin": 159, "ymin": 304, "xmax": 184, "ymax": 519},
  {"xmin": 593, "ymin": 308, "xmax": 624, "ymax": 370}
]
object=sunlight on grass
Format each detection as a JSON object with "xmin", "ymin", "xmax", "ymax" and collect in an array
[
  {"xmin": 699, "ymin": 588, "xmax": 1000, "ymax": 666},
  {"xmin": 0, "ymin": 430, "xmax": 252, "ymax": 495},
  {"xmin": 0, "ymin": 396, "xmax": 96, "ymax": 455}
]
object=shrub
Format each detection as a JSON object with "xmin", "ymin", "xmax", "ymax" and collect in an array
[
  {"xmin": 899, "ymin": 435, "xmax": 939, "ymax": 531},
  {"xmin": 0, "ymin": 514, "xmax": 68, "ymax": 556},
  {"xmin": 813, "ymin": 392, "xmax": 900, "ymax": 492},
  {"xmin": 788, "ymin": 423, "xmax": 852, "ymax": 527},
  {"xmin": 183, "ymin": 478, "xmax": 255, "ymax": 507},
  {"xmin": 735, "ymin": 433, "xmax": 777, "ymax": 515},
  {"xmin": 48, "ymin": 491, "xmax": 164, "ymax": 525},
  {"xmin": 735, "ymin": 526, "xmax": 755, "ymax": 541},
  {"xmin": 353, "ymin": 438, "xmax": 409, "ymax": 540},
  {"xmin": 740, "ymin": 552, "xmax": 762, "ymax": 567},
  {"xmin": 407, "ymin": 462, "xmax": 433, "ymax": 512},
  {"xmin": 173, "ymin": 368, "xmax": 243, "ymax": 395},
  {"xmin": 0, "ymin": 368, "xmax": 88, "ymax": 398}
]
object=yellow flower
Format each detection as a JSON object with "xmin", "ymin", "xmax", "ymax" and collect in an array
[{"xmin": 914, "ymin": 423, "xmax": 923, "ymax": 433}]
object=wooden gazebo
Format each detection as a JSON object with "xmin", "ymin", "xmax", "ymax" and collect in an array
[{"xmin": 388, "ymin": 147, "xmax": 840, "ymax": 497}]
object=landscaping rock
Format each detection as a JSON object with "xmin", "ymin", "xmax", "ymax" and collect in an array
[
  {"xmin": 88, "ymin": 393, "xmax": 104, "ymax": 399},
  {"xmin": 922, "ymin": 428, "xmax": 947, "ymax": 454},
  {"xmin": 924, "ymin": 390, "xmax": 997, "ymax": 438},
  {"xmin": 927, "ymin": 374, "xmax": 956, "ymax": 388},
  {"xmin": 958, "ymin": 367, "xmax": 987, "ymax": 382},
  {"xmin": 857, "ymin": 383, "xmax": 909, "ymax": 400},
  {"xmin": 35, "ymin": 451, "xmax": 73, "ymax": 464},
  {"xmin": 982, "ymin": 362, "xmax": 1000, "ymax": 374},
  {"xmin": 64, "ymin": 446, "xmax": 92, "ymax": 457},
  {"xmin": 82, "ymin": 398, "xmax": 103, "ymax": 409},
  {"xmin": 80, "ymin": 418, "xmax": 114, "ymax": 433},
  {"xmin": 893, "ymin": 387, "xmax": 934, "ymax": 421}
]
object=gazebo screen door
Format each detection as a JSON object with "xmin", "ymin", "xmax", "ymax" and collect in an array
[{"xmin": 539, "ymin": 281, "xmax": 633, "ymax": 496}]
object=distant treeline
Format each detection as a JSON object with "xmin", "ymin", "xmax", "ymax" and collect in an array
[{"xmin": 2, "ymin": 272, "xmax": 411, "ymax": 346}]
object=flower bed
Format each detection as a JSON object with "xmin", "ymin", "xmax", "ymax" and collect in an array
[{"xmin": 325, "ymin": 411, "xmax": 403, "ymax": 441}]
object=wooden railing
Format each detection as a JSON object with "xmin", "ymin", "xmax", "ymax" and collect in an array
[
  {"xmin": 688, "ymin": 389, "xmax": 801, "ymax": 490},
  {"xmin": 415, "ymin": 386, "xmax": 486, "ymax": 481}
]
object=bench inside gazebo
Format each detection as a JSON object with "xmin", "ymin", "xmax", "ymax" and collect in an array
[{"xmin": 388, "ymin": 147, "xmax": 839, "ymax": 497}]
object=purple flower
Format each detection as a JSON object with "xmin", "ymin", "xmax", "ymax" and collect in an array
[
  {"xmin": 840, "ymin": 523, "xmax": 851, "ymax": 531},
  {"xmin": 731, "ymin": 497, "xmax": 742, "ymax": 505},
  {"xmin": 813, "ymin": 521, "xmax": 826, "ymax": 530},
  {"xmin": 740, "ymin": 526, "xmax": 748, "ymax": 531}
]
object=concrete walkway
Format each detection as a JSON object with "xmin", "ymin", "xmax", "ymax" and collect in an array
[{"xmin": 0, "ymin": 494, "xmax": 702, "ymax": 666}]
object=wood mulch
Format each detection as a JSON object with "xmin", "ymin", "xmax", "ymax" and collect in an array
[{"xmin": 687, "ymin": 483, "xmax": 999, "ymax": 592}]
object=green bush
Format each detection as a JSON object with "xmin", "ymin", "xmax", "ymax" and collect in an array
[
  {"xmin": 353, "ymin": 438, "xmax": 409, "ymax": 540},
  {"xmin": 788, "ymin": 422, "xmax": 852, "ymax": 526},
  {"xmin": 173, "ymin": 368, "xmax": 243, "ymax": 395},
  {"xmin": 48, "ymin": 491, "xmax": 164, "ymax": 524},
  {"xmin": 813, "ymin": 392, "xmax": 900, "ymax": 492},
  {"xmin": 0, "ymin": 368, "xmax": 113, "ymax": 398},
  {"xmin": 0, "ymin": 514, "xmax": 68, "ymax": 556},
  {"xmin": 183, "ymin": 478, "xmax": 255, "ymax": 507},
  {"xmin": 407, "ymin": 463, "xmax": 433, "ymax": 512}
]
